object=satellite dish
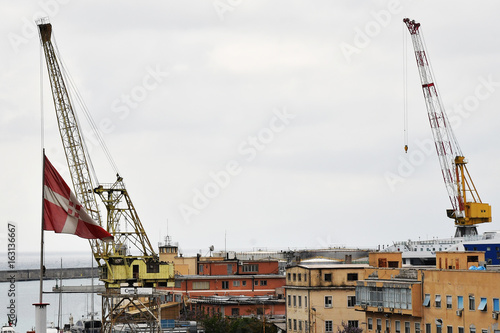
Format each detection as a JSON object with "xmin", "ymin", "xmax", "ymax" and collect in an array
[{"xmin": 209, "ymin": 245, "xmax": 214, "ymax": 251}]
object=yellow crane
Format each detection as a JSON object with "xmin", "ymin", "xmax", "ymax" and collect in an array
[
  {"xmin": 37, "ymin": 18, "xmax": 174, "ymax": 331},
  {"xmin": 403, "ymin": 18, "xmax": 491, "ymax": 237}
]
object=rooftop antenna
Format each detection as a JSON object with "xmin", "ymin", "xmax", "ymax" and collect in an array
[{"xmin": 165, "ymin": 218, "xmax": 171, "ymax": 246}]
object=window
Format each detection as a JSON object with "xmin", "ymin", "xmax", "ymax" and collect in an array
[
  {"xmin": 260, "ymin": 280, "xmax": 267, "ymax": 286},
  {"xmin": 299, "ymin": 320, "xmax": 302, "ymax": 331},
  {"xmin": 325, "ymin": 296, "xmax": 332, "ymax": 308},
  {"xmin": 288, "ymin": 319, "xmax": 292, "ymax": 329},
  {"xmin": 324, "ymin": 273, "xmax": 332, "ymax": 282},
  {"xmin": 458, "ymin": 328, "xmax": 464, "ymax": 333},
  {"xmin": 233, "ymin": 280, "xmax": 240, "ymax": 287},
  {"xmin": 293, "ymin": 273, "xmax": 297, "ymax": 281},
  {"xmin": 304, "ymin": 274, "xmax": 307, "ymax": 282},
  {"xmin": 367, "ymin": 318, "xmax": 373, "ymax": 330},
  {"xmin": 494, "ymin": 298, "xmax": 500, "ymax": 312},
  {"xmin": 325, "ymin": 321, "xmax": 333, "ymax": 332},
  {"xmin": 293, "ymin": 319, "xmax": 297, "ymax": 331},
  {"xmin": 298, "ymin": 274, "xmax": 302, "ymax": 282},
  {"xmin": 288, "ymin": 295, "xmax": 291, "ymax": 307},
  {"xmin": 347, "ymin": 273, "xmax": 358, "ymax": 281},
  {"xmin": 424, "ymin": 294, "xmax": 431, "ymax": 307},
  {"xmin": 415, "ymin": 323, "xmax": 421, "ymax": 333},
  {"xmin": 436, "ymin": 325, "xmax": 442, "ymax": 333},
  {"xmin": 469, "ymin": 325, "xmax": 475, "ymax": 333},
  {"xmin": 426, "ymin": 323, "xmax": 431, "ymax": 333},
  {"xmin": 478, "ymin": 297, "xmax": 487, "ymax": 311},
  {"xmin": 254, "ymin": 280, "xmax": 258, "ymax": 286},
  {"xmin": 199, "ymin": 264, "xmax": 204, "ymax": 273},
  {"xmin": 435, "ymin": 295, "xmax": 441, "ymax": 308},
  {"xmin": 469, "ymin": 295, "xmax": 475, "ymax": 310},
  {"xmin": 298, "ymin": 296, "xmax": 302, "ymax": 307},
  {"xmin": 293, "ymin": 295, "xmax": 297, "ymax": 307},
  {"xmin": 446, "ymin": 295, "xmax": 452, "ymax": 309},
  {"xmin": 347, "ymin": 295, "xmax": 356, "ymax": 307},
  {"xmin": 377, "ymin": 319, "xmax": 382, "ymax": 331},
  {"xmin": 468, "ymin": 255, "xmax": 479, "ymax": 262},
  {"xmin": 242, "ymin": 280, "xmax": 247, "ymax": 286},
  {"xmin": 287, "ymin": 273, "xmax": 291, "ymax": 281},
  {"xmin": 222, "ymin": 281, "xmax": 229, "ymax": 289},
  {"xmin": 242, "ymin": 264, "xmax": 258, "ymax": 272},
  {"xmin": 192, "ymin": 281, "xmax": 209, "ymax": 290},
  {"xmin": 348, "ymin": 321, "xmax": 359, "ymax": 328},
  {"xmin": 447, "ymin": 327, "xmax": 453, "ymax": 333},
  {"xmin": 305, "ymin": 296, "xmax": 307, "ymax": 307},
  {"xmin": 231, "ymin": 308, "xmax": 239, "ymax": 316},
  {"xmin": 405, "ymin": 322, "xmax": 410, "ymax": 333},
  {"xmin": 457, "ymin": 296, "xmax": 464, "ymax": 309},
  {"xmin": 395, "ymin": 321, "xmax": 401, "ymax": 333}
]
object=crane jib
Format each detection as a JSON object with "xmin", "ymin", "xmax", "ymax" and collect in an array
[{"xmin": 403, "ymin": 17, "xmax": 492, "ymax": 236}]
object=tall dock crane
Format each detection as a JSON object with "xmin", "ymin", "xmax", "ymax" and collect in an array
[
  {"xmin": 37, "ymin": 18, "xmax": 174, "ymax": 331},
  {"xmin": 403, "ymin": 18, "xmax": 492, "ymax": 237}
]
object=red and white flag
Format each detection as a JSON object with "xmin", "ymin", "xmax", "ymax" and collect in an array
[{"xmin": 43, "ymin": 155, "xmax": 113, "ymax": 241}]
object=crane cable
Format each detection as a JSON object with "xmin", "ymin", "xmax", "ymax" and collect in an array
[
  {"xmin": 403, "ymin": 21, "xmax": 409, "ymax": 153},
  {"xmin": 51, "ymin": 32, "xmax": 120, "ymax": 182}
]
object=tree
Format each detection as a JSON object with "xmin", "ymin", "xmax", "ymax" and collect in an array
[
  {"xmin": 200, "ymin": 313, "xmax": 278, "ymax": 333},
  {"xmin": 337, "ymin": 321, "xmax": 363, "ymax": 333}
]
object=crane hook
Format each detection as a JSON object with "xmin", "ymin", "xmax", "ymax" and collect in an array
[{"xmin": 404, "ymin": 145, "xmax": 408, "ymax": 153}]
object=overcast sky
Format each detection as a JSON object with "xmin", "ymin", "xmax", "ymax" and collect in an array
[{"xmin": 1, "ymin": 1, "xmax": 500, "ymax": 258}]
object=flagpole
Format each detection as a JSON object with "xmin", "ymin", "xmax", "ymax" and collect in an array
[
  {"xmin": 35, "ymin": 30, "xmax": 48, "ymax": 333},
  {"xmin": 40, "ymin": 149, "xmax": 45, "ymax": 304},
  {"xmin": 34, "ymin": 149, "xmax": 48, "ymax": 333},
  {"xmin": 39, "ymin": 31, "xmax": 46, "ymax": 305}
]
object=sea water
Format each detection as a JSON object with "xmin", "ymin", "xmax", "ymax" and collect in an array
[
  {"xmin": 1, "ymin": 277, "xmax": 103, "ymax": 333},
  {"xmin": 0, "ymin": 252, "xmax": 103, "ymax": 333}
]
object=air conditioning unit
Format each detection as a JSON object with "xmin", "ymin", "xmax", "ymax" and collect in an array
[
  {"xmin": 493, "ymin": 312, "xmax": 499, "ymax": 320},
  {"xmin": 456, "ymin": 309, "xmax": 462, "ymax": 317},
  {"xmin": 377, "ymin": 306, "xmax": 384, "ymax": 312}
]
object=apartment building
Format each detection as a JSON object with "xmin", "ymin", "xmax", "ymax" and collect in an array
[
  {"xmin": 355, "ymin": 251, "xmax": 500, "ymax": 333},
  {"xmin": 285, "ymin": 263, "xmax": 367, "ymax": 332},
  {"xmin": 157, "ymin": 239, "xmax": 286, "ymax": 321}
]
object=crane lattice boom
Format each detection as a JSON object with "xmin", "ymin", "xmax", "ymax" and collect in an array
[{"xmin": 38, "ymin": 20, "xmax": 105, "ymax": 258}]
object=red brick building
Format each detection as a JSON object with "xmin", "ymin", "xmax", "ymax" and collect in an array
[
  {"xmin": 157, "ymin": 259, "xmax": 286, "ymax": 319},
  {"xmin": 197, "ymin": 259, "xmax": 281, "ymax": 276}
]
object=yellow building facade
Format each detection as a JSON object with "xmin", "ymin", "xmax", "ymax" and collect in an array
[
  {"xmin": 355, "ymin": 251, "xmax": 500, "ymax": 333},
  {"xmin": 285, "ymin": 264, "xmax": 367, "ymax": 332}
]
